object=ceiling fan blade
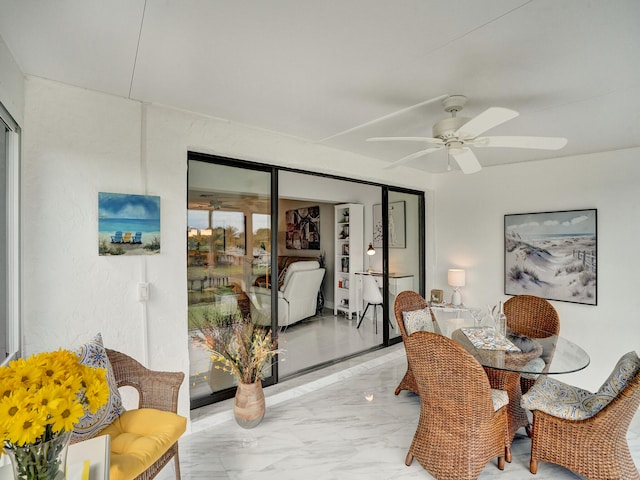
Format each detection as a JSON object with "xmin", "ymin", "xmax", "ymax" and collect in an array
[
  {"xmin": 318, "ymin": 93, "xmax": 449, "ymax": 142},
  {"xmin": 383, "ymin": 147, "xmax": 442, "ymax": 170},
  {"xmin": 450, "ymin": 148, "xmax": 482, "ymax": 174},
  {"xmin": 472, "ymin": 136, "xmax": 568, "ymax": 150},
  {"xmin": 455, "ymin": 107, "xmax": 519, "ymax": 139},
  {"xmin": 367, "ymin": 136, "xmax": 444, "ymax": 146}
]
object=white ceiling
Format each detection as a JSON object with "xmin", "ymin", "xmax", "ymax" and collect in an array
[{"xmin": 1, "ymin": 0, "xmax": 639, "ymax": 173}]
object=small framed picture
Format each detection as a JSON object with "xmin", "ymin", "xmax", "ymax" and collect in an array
[{"xmin": 430, "ymin": 289, "xmax": 444, "ymax": 304}]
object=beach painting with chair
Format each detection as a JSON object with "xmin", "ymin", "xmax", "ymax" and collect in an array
[{"xmin": 98, "ymin": 192, "xmax": 161, "ymax": 256}]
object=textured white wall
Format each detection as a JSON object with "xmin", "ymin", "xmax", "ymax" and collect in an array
[
  {"xmin": 433, "ymin": 147, "xmax": 640, "ymax": 392},
  {"xmin": 21, "ymin": 77, "xmax": 433, "ymax": 424},
  {"xmin": 22, "ymin": 78, "xmax": 144, "ymax": 355}
]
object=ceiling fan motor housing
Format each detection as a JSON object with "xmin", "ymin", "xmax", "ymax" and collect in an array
[{"xmin": 432, "ymin": 116, "xmax": 470, "ymax": 140}]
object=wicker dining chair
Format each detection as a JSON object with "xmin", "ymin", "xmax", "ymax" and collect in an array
[
  {"xmin": 522, "ymin": 351, "xmax": 640, "ymax": 479},
  {"xmin": 504, "ymin": 295, "xmax": 560, "ymax": 395},
  {"xmin": 403, "ymin": 331, "xmax": 509, "ymax": 480},
  {"xmin": 393, "ymin": 291, "xmax": 438, "ymax": 395}
]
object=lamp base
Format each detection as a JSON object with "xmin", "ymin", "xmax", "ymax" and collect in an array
[{"xmin": 451, "ymin": 289, "xmax": 462, "ymax": 306}]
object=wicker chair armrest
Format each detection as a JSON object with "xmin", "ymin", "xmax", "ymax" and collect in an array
[{"xmin": 106, "ymin": 348, "xmax": 184, "ymax": 412}]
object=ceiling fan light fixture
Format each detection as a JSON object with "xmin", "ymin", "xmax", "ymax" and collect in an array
[
  {"xmin": 367, "ymin": 94, "xmax": 567, "ymax": 174},
  {"xmin": 447, "ymin": 141, "xmax": 465, "ymax": 155}
]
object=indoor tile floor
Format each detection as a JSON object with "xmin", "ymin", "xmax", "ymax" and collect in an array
[
  {"xmin": 165, "ymin": 344, "xmax": 640, "ymax": 480},
  {"xmin": 190, "ymin": 309, "xmax": 391, "ymax": 400}
]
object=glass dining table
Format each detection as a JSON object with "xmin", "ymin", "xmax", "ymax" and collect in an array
[{"xmin": 429, "ymin": 305, "xmax": 590, "ymax": 461}]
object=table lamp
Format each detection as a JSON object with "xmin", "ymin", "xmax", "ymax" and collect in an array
[
  {"xmin": 366, "ymin": 243, "xmax": 375, "ymax": 272},
  {"xmin": 447, "ymin": 268, "xmax": 465, "ymax": 306}
]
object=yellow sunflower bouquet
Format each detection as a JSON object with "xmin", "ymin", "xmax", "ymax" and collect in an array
[{"xmin": 0, "ymin": 349, "xmax": 109, "ymax": 479}]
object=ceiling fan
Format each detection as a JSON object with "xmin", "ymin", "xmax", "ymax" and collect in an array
[
  {"xmin": 192, "ymin": 192, "xmax": 269, "ymax": 212},
  {"xmin": 367, "ymin": 95, "xmax": 567, "ymax": 174},
  {"xmin": 188, "ymin": 194, "xmax": 234, "ymax": 210}
]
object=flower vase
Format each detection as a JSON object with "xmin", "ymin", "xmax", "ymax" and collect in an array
[
  {"xmin": 5, "ymin": 430, "xmax": 72, "ymax": 480},
  {"xmin": 234, "ymin": 380, "xmax": 265, "ymax": 429}
]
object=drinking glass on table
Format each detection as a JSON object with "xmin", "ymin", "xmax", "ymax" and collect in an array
[{"xmin": 469, "ymin": 307, "xmax": 484, "ymax": 327}]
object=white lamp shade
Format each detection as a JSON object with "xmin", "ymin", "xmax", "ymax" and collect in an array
[{"xmin": 448, "ymin": 269, "xmax": 466, "ymax": 287}]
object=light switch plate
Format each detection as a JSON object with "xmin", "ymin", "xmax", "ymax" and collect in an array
[{"xmin": 137, "ymin": 282, "xmax": 150, "ymax": 302}]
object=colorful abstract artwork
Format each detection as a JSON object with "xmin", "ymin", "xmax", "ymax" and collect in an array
[{"xmin": 285, "ymin": 206, "xmax": 320, "ymax": 250}]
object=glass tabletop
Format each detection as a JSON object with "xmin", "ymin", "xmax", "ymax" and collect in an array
[{"xmin": 430, "ymin": 306, "xmax": 590, "ymax": 375}]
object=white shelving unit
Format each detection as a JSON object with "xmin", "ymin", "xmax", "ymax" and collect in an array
[{"xmin": 334, "ymin": 203, "xmax": 363, "ymax": 318}]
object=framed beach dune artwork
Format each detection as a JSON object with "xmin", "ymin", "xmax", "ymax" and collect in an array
[
  {"xmin": 504, "ymin": 209, "xmax": 597, "ymax": 305},
  {"xmin": 98, "ymin": 192, "xmax": 161, "ymax": 256}
]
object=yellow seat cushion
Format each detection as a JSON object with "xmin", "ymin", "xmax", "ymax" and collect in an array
[{"xmin": 97, "ymin": 408, "xmax": 187, "ymax": 480}]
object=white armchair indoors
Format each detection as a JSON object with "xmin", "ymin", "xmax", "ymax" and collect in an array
[{"xmin": 249, "ymin": 260, "xmax": 325, "ymax": 327}]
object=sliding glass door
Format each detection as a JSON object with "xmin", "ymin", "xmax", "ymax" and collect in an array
[
  {"xmin": 278, "ymin": 171, "xmax": 383, "ymax": 377},
  {"xmin": 187, "ymin": 156, "xmax": 274, "ymax": 408},
  {"xmin": 186, "ymin": 154, "xmax": 425, "ymax": 409}
]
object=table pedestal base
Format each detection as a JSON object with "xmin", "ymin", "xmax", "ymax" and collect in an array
[{"xmin": 484, "ymin": 367, "xmax": 530, "ymax": 463}]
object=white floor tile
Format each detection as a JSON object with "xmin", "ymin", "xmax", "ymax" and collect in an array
[{"xmin": 159, "ymin": 343, "xmax": 640, "ymax": 479}]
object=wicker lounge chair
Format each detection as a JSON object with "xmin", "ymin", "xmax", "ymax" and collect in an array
[
  {"xmin": 104, "ymin": 349, "xmax": 185, "ymax": 480},
  {"xmin": 403, "ymin": 331, "xmax": 509, "ymax": 480}
]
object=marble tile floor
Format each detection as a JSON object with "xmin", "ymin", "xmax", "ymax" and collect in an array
[
  {"xmin": 161, "ymin": 344, "xmax": 640, "ymax": 480},
  {"xmin": 190, "ymin": 309, "xmax": 391, "ymax": 400}
]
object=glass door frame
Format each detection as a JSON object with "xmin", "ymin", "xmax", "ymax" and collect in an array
[
  {"xmin": 187, "ymin": 152, "xmax": 426, "ymax": 407},
  {"xmin": 0, "ymin": 101, "xmax": 20, "ymax": 366},
  {"xmin": 380, "ymin": 186, "xmax": 426, "ymax": 346}
]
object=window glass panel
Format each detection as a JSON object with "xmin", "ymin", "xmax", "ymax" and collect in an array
[
  {"xmin": 186, "ymin": 156, "xmax": 425, "ymax": 408},
  {"xmin": 187, "ymin": 159, "xmax": 272, "ymax": 408},
  {"xmin": 277, "ymin": 171, "xmax": 383, "ymax": 377}
]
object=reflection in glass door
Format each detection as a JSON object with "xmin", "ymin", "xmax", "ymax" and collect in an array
[
  {"xmin": 386, "ymin": 189, "xmax": 424, "ymax": 342},
  {"xmin": 185, "ymin": 157, "xmax": 424, "ymax": 407},
  {"xmin": 187, "ymin": 158, "xmax": 273, "ymax": 408}
]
